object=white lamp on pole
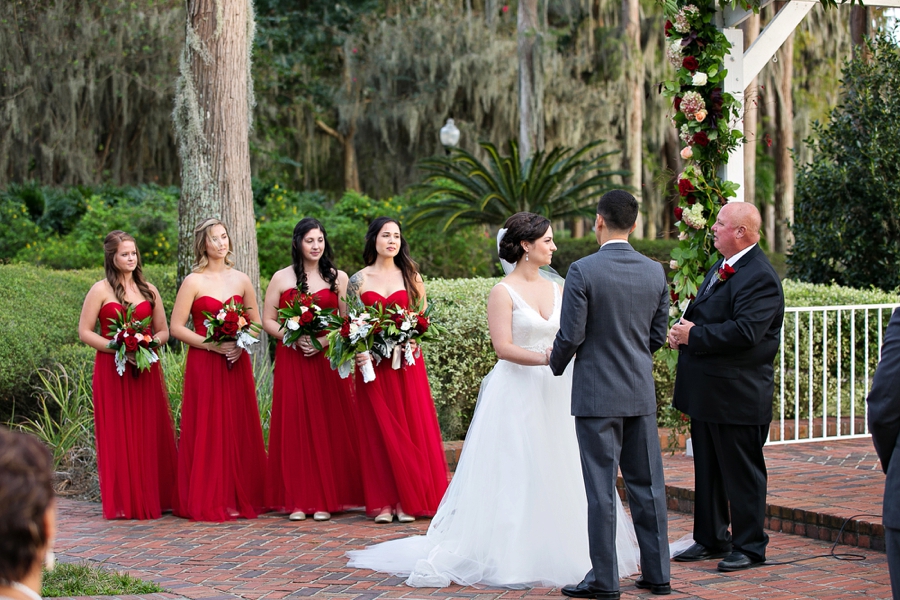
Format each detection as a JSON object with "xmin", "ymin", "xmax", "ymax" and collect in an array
[{"xmin": 439, "ymin": 118, "xmax": 460, "ymax": 153}]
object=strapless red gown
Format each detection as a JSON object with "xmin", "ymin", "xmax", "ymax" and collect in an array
[
  {"xmin": 265, "ymin": 289, "xmax": 364, "ymax": 514},
  {"xmin": 175, "ymin": 295, "xmax": 267, "ymax": 521},
  {"xmin": 92, "ymin": 301, "xmax": 179, "ymax": 519},
  {"xmin": 355, "ymin": 290, "xmax": 448, "ymax": 516}
]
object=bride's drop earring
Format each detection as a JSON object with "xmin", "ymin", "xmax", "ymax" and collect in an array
[
  {"xmin": 45, "ymin": 548, "xmax": 55, "ymax": 571},
  {"xmin": 525, "ymin": 252, "xmax": 529, "ymax": 262}
]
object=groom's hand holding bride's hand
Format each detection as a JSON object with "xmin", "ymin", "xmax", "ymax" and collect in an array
[
  {"xmin": 544, "ymin": 347, "xmax": 552, "ymax": 365},
  {"xmin": 668, "ymin": 318, "xmax": 695, "ymax": 349}
]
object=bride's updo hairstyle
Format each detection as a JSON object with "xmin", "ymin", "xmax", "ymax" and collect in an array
[{"xmin": 498, "ymin": 212, "xmax": 551, "ymax": 263}]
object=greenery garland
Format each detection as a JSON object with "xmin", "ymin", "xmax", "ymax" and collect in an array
[{"xmin": 662, "ymin": 1, "xmax": 746, "ymax": 325}]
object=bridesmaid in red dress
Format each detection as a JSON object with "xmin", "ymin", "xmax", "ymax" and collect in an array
[
  {"xmin": 78, "ymin": 230, "xmax": 179, "ymax": 519},
  {"xmin": 349, "ymin": 216, "xmax": 449, "ymax": 523},
  {"xmin": 169, "ymin": 218, "xmax": 267, "ymax": 521},
  {"xmin": 262, "ymin": 217, "xmax": 364, "ymax": 522}
]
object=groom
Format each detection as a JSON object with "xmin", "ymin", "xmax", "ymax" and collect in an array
[{"xmin": 548, "ymin": 190, "xmax": 671, "ymax": 599}]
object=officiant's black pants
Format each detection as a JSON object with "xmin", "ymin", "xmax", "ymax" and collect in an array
[{"xmin": 690, "ymin": 418, "xmax": 769, "ymax": 562}]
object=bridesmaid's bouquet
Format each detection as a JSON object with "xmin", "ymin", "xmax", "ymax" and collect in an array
[
  {"xmin": 381, "ymin": 303, "xmax": 448, "ymax": 369},
  {"xmin": 201, "ymin": 299, "xmax": 261, "ymax": 369},
  {"xmin": 106, "ymin": 305, "xmax": 161, "ymax": 378},
  {"xmin": 278, "ymin": 292, "xmax": 335, "ymax": 351},
  {"xmin": 325, "ymin": 307, "xmax": 385, "ymax": 383}
]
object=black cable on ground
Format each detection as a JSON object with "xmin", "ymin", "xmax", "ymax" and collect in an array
[{"xmin": 763, "ymin": 513, "xmax": 883, "ymax": 566}]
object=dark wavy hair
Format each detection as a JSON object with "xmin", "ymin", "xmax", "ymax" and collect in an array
[
  {"xmin": 498, "ymin": 212, "xmax": 551, "ymax": 263},
  {"xmin": 363, "ymin": 217, "xmax": 421, "ymax": 306},
  {"xmin": 292, "ymin": 218, "xmax": 338, "ymax": 294},
  {"xmin": 103, "ymin": 231, "xmax": 155, "ymax": 308},
  {"xmin": 0, "ymin": 427, "xmax": 54, "ymax": 583}
]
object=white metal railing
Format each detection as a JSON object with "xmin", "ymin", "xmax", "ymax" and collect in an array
[{"xmin": 768, "ymin": 303, "xmax": 900, "ymax": 445}]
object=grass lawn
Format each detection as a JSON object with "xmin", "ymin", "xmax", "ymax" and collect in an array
[{"xmin": 42, "ymin": 562, "xmax": 163, "ymax": 597}]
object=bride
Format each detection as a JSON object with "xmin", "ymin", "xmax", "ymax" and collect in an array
[{"xmin": 346, "ymin": 212, "xmax": 640, "ymax": 588}]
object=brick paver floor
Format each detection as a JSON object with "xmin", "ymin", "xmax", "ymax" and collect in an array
[
  {"xmin": 55, "ymin": 498, "xmax": 893, "ymax": 600},
  {"xmin": 662, "ymin": 437, "xmax": 886, "ymax": 549}
]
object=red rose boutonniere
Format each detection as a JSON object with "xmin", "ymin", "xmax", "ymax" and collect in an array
[{"xmin": 716, "ymin": 264, "xmax": 736, "ymax": 282}]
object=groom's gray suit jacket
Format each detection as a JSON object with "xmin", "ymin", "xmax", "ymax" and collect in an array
[{"xmin": 549, "ymin": 242, "xmax": 669, "ymax": 411}]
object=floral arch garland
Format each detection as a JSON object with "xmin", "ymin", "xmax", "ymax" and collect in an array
[{"xmin": 662, "ymin": 0, "xmax": 749, "ymax": 323}]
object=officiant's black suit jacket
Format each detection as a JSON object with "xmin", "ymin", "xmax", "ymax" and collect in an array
[{"xmin": 672, "ymin": 244, "xmax": 784, "ymax": 425}]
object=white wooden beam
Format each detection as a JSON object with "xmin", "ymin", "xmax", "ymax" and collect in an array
[
  {"xmin": 720, "ymin": 28, "xmax": 745, "ymax": 202},
  {"xmin": 722, "ymin": 0, "xmax": 900, "ymax": 28},
  {"xmin": 743, "ymin": 0, "xmax": 816, "ymax": 83}
]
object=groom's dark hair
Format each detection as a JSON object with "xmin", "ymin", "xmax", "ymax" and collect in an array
[{"xmin": 597, "ymin": 190, "xmax": 638, "ymax": 232}]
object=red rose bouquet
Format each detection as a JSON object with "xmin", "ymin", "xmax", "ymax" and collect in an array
[
  {"xmin": 106, "ymin": 304, "xmax": 161, "ymax": 378},
  {"xmin": 201, "ymin": 299, "xmax": 262, "ymax": 369},
  {"xmin": 325, "ymin": 307, "xmax": 385, "ymax": 383},
  {"xmin": 278, "ymin": 292, "xmax": 335, "ymax": 351},
  {"xmin": 380, "ymin": 303, "xmax": 448, "ymax": 369}
]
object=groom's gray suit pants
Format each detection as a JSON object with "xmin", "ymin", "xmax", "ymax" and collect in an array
[{"xmin": 575, "ymin": 413, "xmax": 670, "ymax": 591}]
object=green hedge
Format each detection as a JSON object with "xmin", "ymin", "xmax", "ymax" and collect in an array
[
  {"xmin": 4, "ymin": 263, "xmax": 895, "ymax": 438},
  {"xmin": 0, "ymin": 264, "xmax": 175, "ymax": 420}
]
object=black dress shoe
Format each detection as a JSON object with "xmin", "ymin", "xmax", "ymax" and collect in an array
[
  {"xmin": 672, "ymin": 542, "xmax": 731, "ymax": 562},
  {"xmin": 717, "ymin": 551, "xmax": 765, "ymax": 572},
  {"xmin": 635, "ymin": 577, "xmax": 671, "ymax": 595},
  {"xmin": 561, "ymin": 580, "xmax": 621, "ymax": 599}
]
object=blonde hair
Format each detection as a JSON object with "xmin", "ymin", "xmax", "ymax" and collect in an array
[{"xmin": 192, "ymin": 218, "xmax": 235, "ymax": 272}]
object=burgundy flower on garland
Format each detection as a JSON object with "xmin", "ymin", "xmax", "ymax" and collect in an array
[
  {"xmin": 678, "ymin": 178, "xmax": 695, "ymax": 196},
  {"xmin": 674, "ymin": 96, "xmax": 683, "ymax": 111},
  {"xmin": 674, "ymin": 206, "xmax": 684, "ymax": 221},
  {"xmin": 692, "ymin": 131, "xmax": 710, "ymax": 147},
  {"xmin": 685, "ymin": 196, "xmax": 697, "ymax": 205},
  {"xmin": 682, "ymin": 56, "xmax": 699, "ymax": 71},
  {"xmin": 665, "ymin": 20, "xmax": 674, "ymax": 37}
]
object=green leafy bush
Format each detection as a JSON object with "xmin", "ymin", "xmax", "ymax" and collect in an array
[
  {"xmin": 15, "ymin": 187, "xmax": 179, "ymax": 268},
  {"xmin": 0, "ymin": 264, "xmax": 175, "ymax": 419},
  {"xmin": 789, "ymin": 31, "xmax": 900, "ymax": 292}
]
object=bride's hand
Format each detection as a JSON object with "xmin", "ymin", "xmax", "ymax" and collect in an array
[
  {"xmin": 544, "ymin": 348, "xmax": 552, "ymax": 365},
  {"xmin": 355, "ymin": 351, "xmax": 371, "ymax": 366}
]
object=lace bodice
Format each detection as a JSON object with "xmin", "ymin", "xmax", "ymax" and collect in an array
[{"xmin": 498, "ymin": 282, "xmax": 561, "ymax": 354}]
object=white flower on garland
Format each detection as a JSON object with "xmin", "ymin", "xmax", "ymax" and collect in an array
[
  {"xmin": 682, "ymin": 203, "xmax": 707, "ymax": 229},
  {"xmin": 679, "ymin": 124, "xmax": 693, "ymax": 144},
  {"xmin": 666, "ymin": 40, "xmax": 684, "ymax": 67},
  {"xmin": 692, "ymin": 71, "xmax": 708, "ymax": 86}
]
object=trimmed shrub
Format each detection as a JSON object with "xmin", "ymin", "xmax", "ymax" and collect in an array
[
  {"xmin": 0, "ymin": 264, "xmax": 176, "ymax": 419},
  {"xmin": 5, "ymin": 262, "xmax": 897, "ymax": 439}
]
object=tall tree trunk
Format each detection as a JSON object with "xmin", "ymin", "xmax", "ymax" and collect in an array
[
  {"xmin": 774, "ymin": 31, "xmax": 794, "ymax": 253},
  {"xmin": 517, "ymin": 0, "xmax": 546, "ymax": 166},
  {"xmin": 622, "ymin": 0, "xmax": 644, "ymax": 238},
  {"xmin": 173, "ymin": 0, "xmax": 259, "ymax": 290},
  {"xmin": 850, "ymin": 5, "xmax": 869, "ymax": 61},
  {"xmin": 316, "ymin": 43, "xmax": 361, "ymax": 192},
  {"xmin": 742, "ymin": 14, "xmax": 760, "ymax": 212}
]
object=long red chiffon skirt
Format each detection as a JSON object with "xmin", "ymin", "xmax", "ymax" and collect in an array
[
  {"xmin": 92, "ymin": 353, "xmax": 179, "ymax": 519},
  {"xmin": 176, "ymin": 348, "xmax": 267, "ymax": 521},
  {"xmin": 355, "ymin": 356, "xmax": 448, "ymax": 516},
  {"xmin": 265, "ymin": 343, "xmax": 364, "ymax": 514}
]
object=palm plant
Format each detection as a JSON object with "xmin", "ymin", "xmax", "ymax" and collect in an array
[{"xmin": 407, "ymin": 140, "xmax": 628, "ymax": 231}]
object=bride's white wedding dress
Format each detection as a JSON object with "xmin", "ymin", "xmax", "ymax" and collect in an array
[{"xmin": 346, "ymin": 282, "xmax": 640, "ymax": 588}]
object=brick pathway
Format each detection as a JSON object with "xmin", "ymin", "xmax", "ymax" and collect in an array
[
  {"xmin": 54, "ymin": 438, "xmax": 893, "ymax": 600},
  {"xmin": 662, "ymin": 437, "xmax": 886, "ymax": 549}
]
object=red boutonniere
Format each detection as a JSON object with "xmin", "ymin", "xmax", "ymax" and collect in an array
[{"xmin": 716, "ymin": 264, "xmax": 736, "ymax": 282}]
